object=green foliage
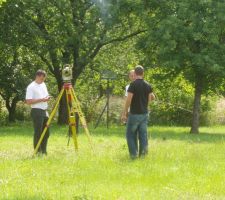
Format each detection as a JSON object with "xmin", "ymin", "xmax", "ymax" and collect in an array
[
  {"xmin": 137, "ymin": 0, "xmax": 225, "ymax": 132},
  {"xmin": 0, "ymin": 98, "xmax": 7, "ymax": 125},
  {"xmin": 0, "ymin": 0, "xmax": 144, "ymax": 85},
  {"xmin": 0, "ymin": 0, "xmax": 224, "ymax": 128},
  {"xmin": 0, "ymin": 44, "xmax": 42, "ymax": 122},
  {"xmin": 0, "ymin": 0, "xmax": 146, "ymax": 123},
  {"xmin": 139, "ymin": 0, "xmax": 225, "ymax": 91},
  {"xmin": 0, "ymin": 0, "xmax": 6, "ymax": 7}
]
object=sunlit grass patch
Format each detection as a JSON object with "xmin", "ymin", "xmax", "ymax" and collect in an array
[{"xmin": 0, "ymin": 124, "xmax": 225, "ymax": 199}]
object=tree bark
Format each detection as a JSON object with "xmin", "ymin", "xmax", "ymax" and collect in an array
[
  {"xmin": 55, "ymin": 77, "xmax": 68, "ymax": 125},
  {"xmin": 190, "ymin": 77, "xmax": 203, "ymax": 134},
  {"xmin": 8, "ymin": 107, "xmax": 16, "ymax": 122},
  {"xmin": 58, "ymin": 93, "xmax": 69, "ymax": 125},
  {"xmin": 5, "ymin": 97, "xmax": 18, "ymax": 123}
]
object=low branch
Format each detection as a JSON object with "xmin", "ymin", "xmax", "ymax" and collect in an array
[{"xmin": 38, "ymin": 54, "xmax": 54, "ymax": 74}]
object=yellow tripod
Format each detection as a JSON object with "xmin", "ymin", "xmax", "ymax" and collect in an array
[{"xmin": 34, "ymin": 82, "xmax": 93, "ymax": 155}]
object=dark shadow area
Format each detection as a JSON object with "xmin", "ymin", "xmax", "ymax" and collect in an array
[
  {"xmin": 150, "ymin": 128, "xmax": 225, "ymax": 143},
  {"xmin": 0, "ymin": 124, "xmax": 224, "ymax": 143},
  {"xmin": 0, "ymin": 122, "xmax": 64, "ymax": 137},
  {"xmin": 91, "ymin": 125, "xmax": 225, "ymax": 144}
]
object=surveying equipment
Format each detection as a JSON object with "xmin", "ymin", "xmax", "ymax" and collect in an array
[
  {"xmin": 62, "ymin": 64, "xmax": 73, "ymax": 82},
  {"xmin": 94, "ymin": 70, "xmax": 116, "ymax": 129},
  {"xmin": 34, "ymin": 65, "xmax": 93, "ymax": 155}
]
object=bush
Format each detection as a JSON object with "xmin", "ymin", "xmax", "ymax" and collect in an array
[
  {"xmin": 200, "ymin": 97, "xmax": 225, "ymax": 126},
  {"xmin": 15, "ymin": 102, "xmax": 31, "ymax": 121},
  {"xmin": 0, "ymin": 109, "xmax": 7, "ymax": 125},
  {"xmin": 0, "ymin": 98, "xmax": 7, "ymax": 125},
  {"xmin": 80, "ymin": 96, "xmax": 124, "ymax": 126}
]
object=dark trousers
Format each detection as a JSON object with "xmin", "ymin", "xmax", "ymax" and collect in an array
[{"xmin": 31, "ymin": 108, "xmax": 50, "ymax": 154}]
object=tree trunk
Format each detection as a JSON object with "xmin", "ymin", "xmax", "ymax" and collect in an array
[
  {"xmin": 55, "ymin": 77, "xmax": 68, "ymax": 125},
  {"xmin": 5, "ymin": 97, "xmax": 18, "ymax": 123},
  {"xmin": 8, "ymin": 107, "xmax": 16, "ymax": 122},
  {"xmin": 190, "ymin": 78, "xmax": 203, "ymax": 134},
  {"xmin": 58, "ymin": 92, "xmax": 68, "ymax": 124}
]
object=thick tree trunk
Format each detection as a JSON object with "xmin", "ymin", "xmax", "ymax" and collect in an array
[
  {"xmin": 56, "ymin": 78, "xmax": 69, "ymax": 125},
  {"xmin": 58, "ymin": 92, "xmax": 68, "ymax": 124},
  {"xmin": 8, "ymin": 108, "xmax": 16, "ymax": 122},
  {"xmin": 190, "ymin": 78, "xmax": 203, "ymax": 134},
  {"xmin": 5, "ymin": 97, "xmax": 18, "ymax": 123}
]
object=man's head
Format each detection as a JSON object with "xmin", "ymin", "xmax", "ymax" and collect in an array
[
  {"xmin": 128, "ymin": 70, "xmax": 136, "ymax": 81},
  {"xmin": 134, "ymin": 65, "xmax": 144, "ymax": 77},
  {"xmin": 35, "ymin": 70, "xmax": 46, "ymax": 84}
]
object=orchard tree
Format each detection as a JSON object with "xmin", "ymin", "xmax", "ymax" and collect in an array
[
  {"xmin": 0, "ymin": 3, "xmax": 44, "ymax": 122},
  {"xmin": 138, "ymin": 0, "xmax": 225, "ymax": 133},
  {"xmin": 0, "ymin": 46, "xmax": 36, "ymax": 122},
  {"xmin": 0, "ymin": 0, "xmax": 145, "ymax": 124}
]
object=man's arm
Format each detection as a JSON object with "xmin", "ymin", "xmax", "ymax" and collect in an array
[
  {"xmin": 121, "ymin": 92, "xmax": 133, "ymax": 122},
  {"xmin": 26, "ymin": 96, "xmax": 50, "ymax": 105},
  {"xmin": 149, "ymin": 92, "xmax": 155, "ymax": 102}
]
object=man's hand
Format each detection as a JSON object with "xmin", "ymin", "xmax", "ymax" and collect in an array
[
  {"xmin": 149, "ymin": 93, "xmax": 155, "ymax": 102},
  {"xmin": 26, "ymin": 96, "xmax": 51, "ymax": 105},
  {"xmin": 42, "ymin": 96, "xmax": 51, "ymax": 102},
  {"xmin": 121, "ymin": 112, "xmax": 128, "ymax": 123}
]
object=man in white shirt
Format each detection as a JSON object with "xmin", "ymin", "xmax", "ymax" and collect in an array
[
  {"xmin": 125, "ymin": 70, "xmax": 135, "ymax": 97},
  {"xmin": 26, "ymin": 70, "xmax": 50, "ymax": 155}
]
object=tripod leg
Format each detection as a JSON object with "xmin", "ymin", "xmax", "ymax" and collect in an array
[
  {"xmin": 65, "ymin": 88, "xmax": 72, "ymax": 145},
  {"xmin": 34, "ymin": 88, "xmax": 65, "ymax": 155},
  {"xmin": 65, "ymin": 89, "xmax": 78, "ymax": 151},
  {"xmin": 94, "ymin": 102, "xmax": 107, "ymax": 129},
  {"xmin": 70, "ymin": 88, "xmax": 93, "ymax": 150},
  {"xmin": 69, "ymin": 115, "xmax": 78, "ymax": 151}
]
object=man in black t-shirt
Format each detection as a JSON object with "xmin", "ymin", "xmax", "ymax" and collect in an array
[{"xmin": 122, "ymin": 65, "xmax": 155, "ymax": 159}]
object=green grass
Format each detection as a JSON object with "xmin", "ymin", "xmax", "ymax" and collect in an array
[{"xmin": 0, "ymin": 123, "xmax": 225, "ymax": 200}]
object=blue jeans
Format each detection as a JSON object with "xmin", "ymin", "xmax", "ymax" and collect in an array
[{"xmin": 126, "ymin": 113, "xmax": 149, "ymax": 158}]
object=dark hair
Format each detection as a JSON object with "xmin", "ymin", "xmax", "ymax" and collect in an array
[
  {"xmin": 35, "ymin": 69, "xmax": 46, "ymax": 77},
  {"xmin": 135, "ymin": 65, "xmax": 144, "ymax": 76}
]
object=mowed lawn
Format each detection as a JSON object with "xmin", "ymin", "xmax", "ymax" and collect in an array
[{"xmin": 0, "ymin": 123, "xmax": 225, "ymax": 200}]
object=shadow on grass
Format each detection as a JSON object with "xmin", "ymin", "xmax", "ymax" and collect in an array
[
  {"xmin": 0, "ymin": 122, "xmax": 65, "ymax": 137},
  {"xmin": 150, "ymin": 128, "xmax": 225, "ymax": 143},
  {"xmin": 92, "ymin": 125, "xmax": 225, "ymax": 144},
  {"xmin": 0, "ymin": 123, "xmax": 224, "ymax": 143}
]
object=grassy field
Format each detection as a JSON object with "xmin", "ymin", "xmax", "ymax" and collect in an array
[{"xmin": 0, "ymin": 123, "xmax": 225, "ymax": 200}]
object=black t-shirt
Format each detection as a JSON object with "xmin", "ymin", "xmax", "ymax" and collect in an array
[{"xmin": 128, "ymin": 79, "xmax": 153, "ymax": 114}]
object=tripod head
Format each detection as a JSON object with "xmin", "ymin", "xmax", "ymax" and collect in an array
[{"xmin": 62, "ymin": 64, "xmax": 72, "ymax": 82}]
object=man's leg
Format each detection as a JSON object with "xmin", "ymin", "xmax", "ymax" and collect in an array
[
  {"xmin": 31, "ymin": 109, "xmax": 45, "ymax": 153},
  {"xmin": 138, "ymin": 114, "xmax": 149, "ymax": 157},
  {"xmin": 40, "ymin": 116, "xmax": 50, "ymax": 154},
  {"xmin": 126, "ymin": 114, "xmax": 139, "ymax": 159}
]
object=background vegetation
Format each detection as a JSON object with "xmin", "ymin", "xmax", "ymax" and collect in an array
[{"xmin": 0, "ymin": 0, "xmax": 225, "ymax": 133}]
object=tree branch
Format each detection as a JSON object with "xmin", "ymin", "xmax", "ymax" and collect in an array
[
  {"xmin": 102, "ymin": 29, "xmax": 147, "ymax": 46},
  {"xmin": 38, "ymin": 54, "xmax": 55, "ymax": 74},
  {"xmin": 89, "ymin": 29, "xmax": 147, "ymax": 60}
]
